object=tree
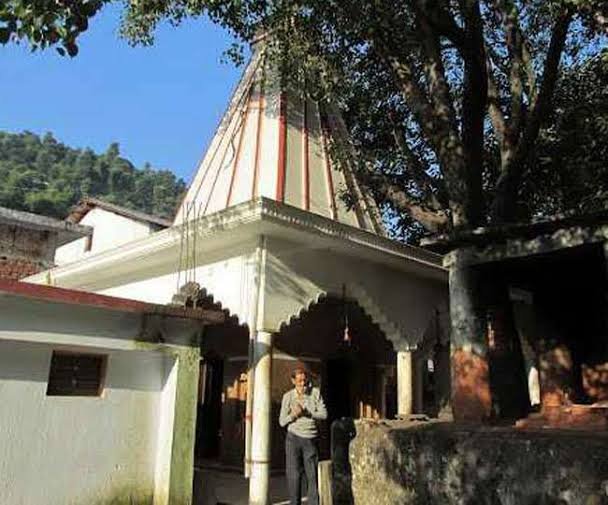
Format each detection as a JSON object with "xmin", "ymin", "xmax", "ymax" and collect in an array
[
  {"xmin": 121, "ymin": 0, "xmax": 607, "ymax": 238},
  {"xmin": 526, "ymin": 50, "xmax": 608, "ymax": 217},
  {"xmin": 120, "ymin": 0, "xmax": 607, "ymax": 422},
  {"xmin": 0, "ymin": 0, "xmax": 107, "ymax": 56},
  {"xmin": 75, "ymin": 147, "xmax": 97, "ymax": 194},
  {"xmin": 0, "ymin": 131, "xmax": 186, "ymax": 219}
]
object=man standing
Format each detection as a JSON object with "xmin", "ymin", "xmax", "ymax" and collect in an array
[{"xmin": 279, "ymin": 366, "xmax": 328, "ymax": 505}]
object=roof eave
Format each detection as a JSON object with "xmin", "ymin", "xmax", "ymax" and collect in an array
[
  {"xmin": 0, "ymin": 206, "xmax": 93, "ymax": 245},
  {"xmin": 26, "ymin": 198, "xmax": 446, "ymax": 286},
  {"xmin": 68, "ymin": 197, "xmax": 172, "ymax": 228},
  {"xmin": 0, "ymin": 279, "xmax": 224, "ymax": 324}
]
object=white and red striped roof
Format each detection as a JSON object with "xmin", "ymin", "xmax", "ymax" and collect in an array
[{"xmin": 174, "ymin": 47, "xmax": 385, "ymax": 235}]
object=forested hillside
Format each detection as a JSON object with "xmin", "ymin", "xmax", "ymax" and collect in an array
[{"xmin": 0, "ymin": 131, "xmax": 186, "ymax": 220}]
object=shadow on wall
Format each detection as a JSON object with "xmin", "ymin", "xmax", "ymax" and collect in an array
[
  {"xmin": 331, "ymin": 418, "xmax": 356, "ymax": 505},
  {"xmin": 265, "ymin": 250, "xmax": 318, "ymax": 316},
  {"xmin": 0, "ymin": 339, "xmax": 173, "ymax": 392}
]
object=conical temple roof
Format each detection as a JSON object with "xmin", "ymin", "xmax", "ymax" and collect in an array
[{"xmin": 174, "ymin": 47, "xmax": 385, "ymax": 235}]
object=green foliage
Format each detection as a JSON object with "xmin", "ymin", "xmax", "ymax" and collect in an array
[
  {"xmin": 0, "ymin": 131, "xmax": 186, "ymax": 220},
  {"xmin": 0, "ymin": 0, "xmax": 107, "ymax": 56},
  {"xmin": 514, "ymin": 50, "xmax": 608, "ymax": 219}
]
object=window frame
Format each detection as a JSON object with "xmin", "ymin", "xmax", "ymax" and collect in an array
[{"xmin": 46, "ymin": 350, "xmax": 108, "ymax": 397}]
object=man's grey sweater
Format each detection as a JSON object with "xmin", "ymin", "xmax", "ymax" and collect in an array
[{"xmin": 279, "ymin": 387, "xmax": 327, "ymax": 439}]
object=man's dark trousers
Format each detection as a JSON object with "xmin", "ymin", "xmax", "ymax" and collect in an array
[{"xmin": 286, "ymin": 431, "xmax": 319, "ymax": 505}]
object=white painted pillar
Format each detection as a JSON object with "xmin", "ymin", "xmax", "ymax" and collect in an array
[
  {"xmin": 414, "ymin": 355, "xmax": 425, "ymax": 414},
  {"xmin": 397, "ymin": 350, "xmax": 413, "ymax": 417},
  {"xmin": 249, "ymin": 330, "xmax": 273, "ymax": 505},
  {"xmin": 244, "ymin": 336, "xmax": 254, "ymax": 477},
  {"xmin": 246, "ymin": 235, "xmax": 266, "ymax": 478}
]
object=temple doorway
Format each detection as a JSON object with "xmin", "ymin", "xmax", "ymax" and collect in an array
[
  {"xmin": 274, "ymin": 296, "xmax": 398, "ymax": 462},
  {"xmin": 195, "ymin": 355, "xmax": 224, "ymax": 460},
  {"xmin": 326, "ymin": 356, "xmax": 354, "ymax": 421}
]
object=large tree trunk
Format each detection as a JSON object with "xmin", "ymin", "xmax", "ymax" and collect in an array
[
  {"xmin": 484, "ymin": 270, "xmax": 531, "ymax": 420},
  {"xmin": 449, "ymin": 248, "xmax": 530, "ymax": 422},
  {"xmin": 449, "ymin": 249, "xmax": 492, "ymax": 421}
]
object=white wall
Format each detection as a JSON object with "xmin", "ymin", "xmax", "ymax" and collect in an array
[
  {"xmin": 0, "ymin": 339, "xmax": 172, "ymax": 505},
  {"xmin": 99, "ymin": 251, "xmax": 257, "ymax": 327},
  {"xmin": 55, "ymin": 207, "xmax": 155, "ymax": 266}
]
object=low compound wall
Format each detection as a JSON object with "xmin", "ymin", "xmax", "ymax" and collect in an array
[{"xmin": 332, "ymin": 419, "xmax": 608, "ymax": 505}]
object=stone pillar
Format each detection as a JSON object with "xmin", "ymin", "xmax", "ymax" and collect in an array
[
  {"xmin": 318, "ymin": 460, "xmax": 333, "ymax": 505},
  {"xmin": 447, "ymin": 249, "xmax": 492, "ymax": 422},
  {"xmin": 249, "ymin": 330, "xmax": 273, "ymax": 505},
  {"xmin": 166, "ymin": 346, "xmax": 200, "ymax": 505},
  {"xmin": 414, "ymin": 354, "xmax": 425, "ymax": 414},
  {"xmin": 397, "ymin": 350, "xmax": 413, "ymax": 417}
]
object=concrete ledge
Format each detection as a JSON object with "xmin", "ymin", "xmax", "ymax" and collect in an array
[{"xmin": 0, "ymin": 279, "xmax": 224, "ymax": 323}]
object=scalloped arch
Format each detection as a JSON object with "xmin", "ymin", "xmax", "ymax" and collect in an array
[
  {"xmin": 172, "ymin": 281, "xmax": 246, "ymax": 327},
  {"xmin": 274, "ymin": 284, "xmax": 422, "ymax": 351},
  {"xmin": 277, "ymin": 290, "xmax": 329, "ymax": 332}
]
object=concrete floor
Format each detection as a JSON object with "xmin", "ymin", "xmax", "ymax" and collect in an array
[{"xmin": 193, "ymin": 467, "xmax": 304, "ymax": 505}]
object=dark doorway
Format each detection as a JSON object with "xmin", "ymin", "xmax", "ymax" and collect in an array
[
  {"xmin": 326, "ymin": 356, "xmax": 355, "ymax": 423},
  {"xmin": 195, "ymin": 356, "xmax": 224, "ymax": 460}
]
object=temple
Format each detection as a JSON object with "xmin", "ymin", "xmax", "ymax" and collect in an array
[{"xmin": 27, "ymin": 43, "xmax": 448, "ymax": 504}]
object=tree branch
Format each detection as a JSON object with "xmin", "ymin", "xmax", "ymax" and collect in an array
[
  {"xmin": 459, "ymin": 0, "xmax": 487, "ymax": 223},
  {"xmin": 487, "ymin": 43, "xmax": 510, "ymax": 77},
  {"xmin": 390, "ymin": 119, "xmax": 449, "ymax": 210},
  {"xmin": 415, "ymin": 0, "xmax": 460, "ymax": 135},
  {"xmin": 521, "ymin": 41, "xmax": 536, "ymax": 106},
  {"xmin": 421, "ymin": 0, "xmax": 466, "ymax": 50},
  {"xmin": 492, "ymin": 9, "xmax": 573, "ymax": 221},
  {"xmin": 504, "ymin": 4, "xmax": 525, "ymax": 149},
  {"xmin": 487, "ymin": 66, "xmax": 510, "ymax": 166},
  {"xmin": 367, "ymin": 7, "xmax": 475, "ymax": 226},
  {"xmin": 375, "ymin": 176, "xmax": 451, "ymax": 232},
  {"xmin": 518, "ymin": 9, "xmax": 573, "ymax": 164},
  {"xmin": 373, "ymin": 37, "xmax": 465, "ymax": 171}
]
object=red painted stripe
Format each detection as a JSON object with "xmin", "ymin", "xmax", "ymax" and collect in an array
[
  {"xmin": 320, "ymin": 108, "xmax": 337, "ymax": 220},
  {"xmin": 202, "ymin": 143, "xmax": 230, "ymax": 214},
  {"xmin": 302, "ymin": 100, "xmax": 310, "ymax": 211},
  {"xmin": 226, "ymin": 86, "xmax": 254, "ymax": 207},
  {"xmin": 0, "ymin": 280, "xmax": 224, "ymax": 322},
  {"xmin": 180, "ymin": 73, "xmax": 258, "ymax": 222},
  {"xmin": 202, "ymin": 99, "xmax": 248, "ymax": 214},
  {"xmin": 251, "ymin": 71, "xmax": 266, "ymax": 199},
  {"xmin": 276, "ymin": 92, "xmax": 287, "ymax": 202}
]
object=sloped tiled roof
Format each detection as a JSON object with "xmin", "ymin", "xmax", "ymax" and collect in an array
[{"xmin": 67, "ymin": 197, "xmax": 172, "ymax": 228}]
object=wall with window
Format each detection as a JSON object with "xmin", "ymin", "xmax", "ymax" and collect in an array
[
  {"xmin": 54, "ymin": 207, "xmax": 156, "ymax": 266},
  {"xmin": 0, "ymin": 339, "xmax": 174, "ymax": 505}
]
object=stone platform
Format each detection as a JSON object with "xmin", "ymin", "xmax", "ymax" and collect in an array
[{"xmin": 332, "ymin": 418, "xmax": 608, "ymax": 505}]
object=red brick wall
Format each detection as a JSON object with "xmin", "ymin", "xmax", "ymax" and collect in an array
[
  {"xmin": 0, "ymin": 222, "xmax": 56, "ymax": 280},
  {"xmin": 0, "ymin": 257, "xmax": 43, "ymax": 280}
]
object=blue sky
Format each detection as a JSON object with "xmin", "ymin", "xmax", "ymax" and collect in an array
[{"xmin": 0, "ymin": 4, "xmax": 243, "ymax": 183}]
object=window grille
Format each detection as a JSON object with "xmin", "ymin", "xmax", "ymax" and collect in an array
[{"xmin": 46, "ymin": 351, "xmax": 107, "ymax": 397}]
